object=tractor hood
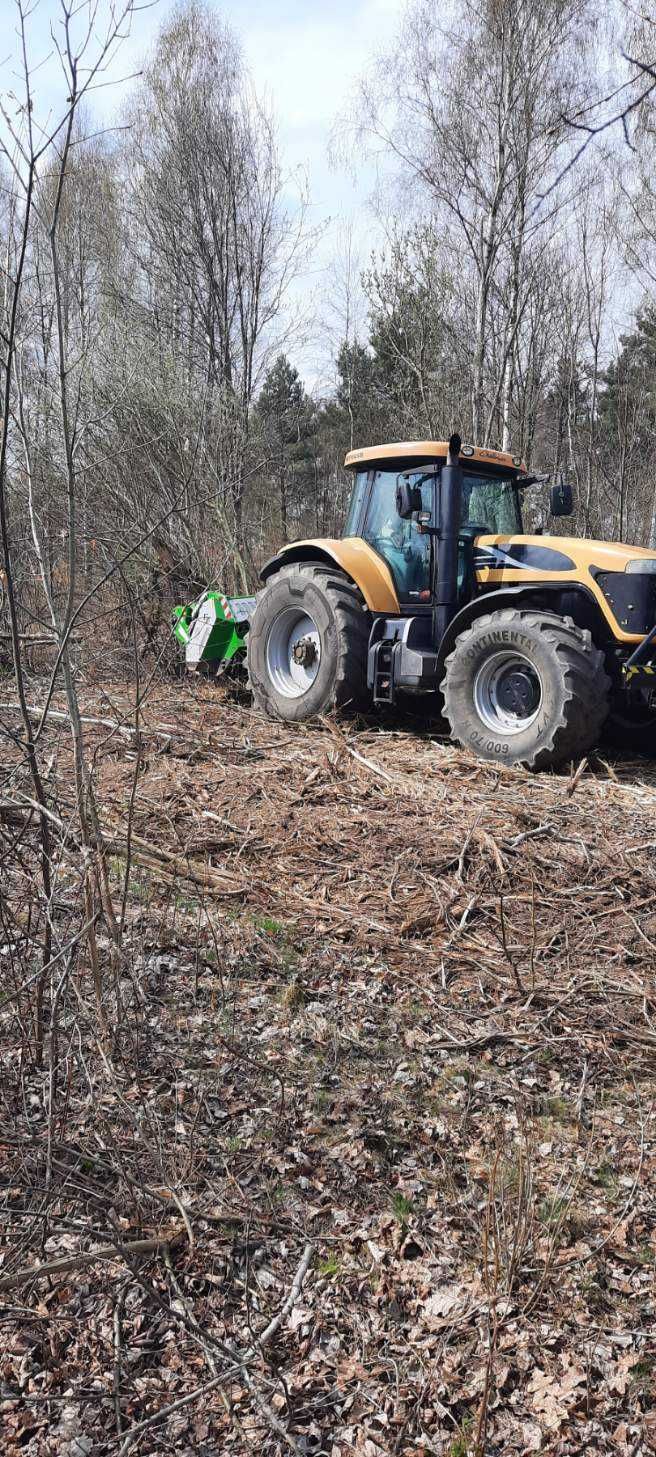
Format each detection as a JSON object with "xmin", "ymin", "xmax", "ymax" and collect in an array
[
  {"xmin": 539, "ymin": 536, "xmax": 656, "ymax": 569},
  {"xmin": 473, "ymin": 533, "xmax": 656, "ymax": 576},
  {"xmin": 474, "ymin": 533, "xmax": 656, "ymax": 642}
]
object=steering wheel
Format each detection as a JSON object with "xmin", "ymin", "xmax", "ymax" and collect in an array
[{"xmin": 372, "ymin": 532, "xmax": 419, "ymax": 557}]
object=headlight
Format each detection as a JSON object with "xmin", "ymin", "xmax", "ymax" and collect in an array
[{"xmin": 626, "ymin": 559, "xmax": 656, "ymax": 573}]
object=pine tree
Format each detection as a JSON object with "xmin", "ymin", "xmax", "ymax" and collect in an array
[{"xmin": 256, "ymin": 356, "xmax": 316, "ymax": 540}]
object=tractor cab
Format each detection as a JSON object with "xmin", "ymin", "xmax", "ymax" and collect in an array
[{"xmin": 343, "ymin": 440, "xmax": 527, "ymax": 607}]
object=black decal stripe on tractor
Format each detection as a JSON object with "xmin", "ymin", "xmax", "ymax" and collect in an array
[{"xmin": 474, "ymin": 543, "xmax": 574, "ymax": 573}]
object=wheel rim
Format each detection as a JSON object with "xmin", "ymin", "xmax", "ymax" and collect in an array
[
  {"xmin": 265, "ymin": 607, "xmax": 321, "ymax": 698},
  {"xmin": 473, "ymin": 651, "xmax": 542, "ymax": 735}
]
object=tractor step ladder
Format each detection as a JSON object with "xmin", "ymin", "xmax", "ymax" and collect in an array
[{"xmin": 371, "ymin": 639, "xmax": 396, "ymax": 704}]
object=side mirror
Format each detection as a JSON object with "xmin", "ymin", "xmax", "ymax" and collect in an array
[
  {"xmin": 396, "ymin": 477, "xmax": 422, "ymax": 519},
  {"xmin": 550, "ymin": 481, "xmax": 573, "ymax": 517}
]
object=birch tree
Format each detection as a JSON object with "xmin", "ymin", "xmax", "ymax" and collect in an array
[{"xmin": 348, "ymin": 0, "xmax": 600, "ymax": 446}]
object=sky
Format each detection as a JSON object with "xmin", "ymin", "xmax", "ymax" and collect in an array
[{"xmin": 0, "ymin": 0, "xmax": 405, "ymax": 384}]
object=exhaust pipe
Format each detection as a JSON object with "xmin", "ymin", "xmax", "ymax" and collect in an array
[{"xmin": 434, "ymin": 432, "xmax": 463, "ymax": 643}]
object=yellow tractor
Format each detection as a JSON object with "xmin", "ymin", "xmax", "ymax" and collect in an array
[{"xmin": 247, "ymin": 435, "xmax": 656, "ymax": 767}]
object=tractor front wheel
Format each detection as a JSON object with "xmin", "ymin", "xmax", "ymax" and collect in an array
[
  {"xmin": 247, "ymin": 565, "xmax": 371, "ymax": 721},
  {"xmin": 442, "ymin": 610, "xmax": 610, "ymax": 770}
]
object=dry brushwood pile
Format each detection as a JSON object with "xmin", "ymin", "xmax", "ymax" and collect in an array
[{"xmin": 1, "ymin": 678, "xmax": 656, "ymax": 1457}]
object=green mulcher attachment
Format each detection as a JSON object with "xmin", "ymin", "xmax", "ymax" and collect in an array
[{"xmin": 172, "ymin": 590, "xmax": 256, "ymax": 671}]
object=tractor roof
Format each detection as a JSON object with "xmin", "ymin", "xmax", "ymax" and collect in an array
[{"xmin": 344, "ymin": 440, "xmax": 528, "ymax": 474}]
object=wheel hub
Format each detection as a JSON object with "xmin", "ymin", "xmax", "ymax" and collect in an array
[
  {"xmin": 496, "ymin": 668, "xmax": 541, "ymax": 717},
  {"xmin": 292, "ymin": 636, "xmax": 318, "ymax": 668},
  {"xmin": 474, "ymin": 651, "xmax": 543, "ymax": 735},
  {"xmin": 265, "ymin": 608, "xmax": 322, "ymax": 698}
]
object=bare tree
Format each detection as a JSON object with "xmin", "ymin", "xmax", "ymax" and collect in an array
[
  {"xmin": 124, "ymin": 0, "xmax": 309, "ymax": 562},
  {"xmin": 344, "ymin": 0, "xmax": 601, "ymax": 447},
  {"xmin": 0, "ymin": 0, "xmax": 144, "ymax": 1060}
]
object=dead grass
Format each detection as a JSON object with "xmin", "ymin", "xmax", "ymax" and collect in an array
[{"xmin": 1, "ymin": 677, "xmax": 655, "ymax": 1456}]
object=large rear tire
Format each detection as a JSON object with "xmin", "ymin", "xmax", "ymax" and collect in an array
[
  {"xmin": 442, "ymin": 610, "xmax": 610, "ymax": 770},
  {"xmin": 247, "ymin": 565, "xmax": 371, "ymax": 722}
]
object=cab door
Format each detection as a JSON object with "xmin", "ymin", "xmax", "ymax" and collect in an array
[{"xmin": 362, "ymin": 470, "xmax": 433, "ymax": 603}]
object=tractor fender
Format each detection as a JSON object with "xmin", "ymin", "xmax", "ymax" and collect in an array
[
  {"xmin": 436, "ymin": 582, "xmax": 610, "ymax": 679},
  {"xmin": 260, "ymin": 538, "xmax": 399, "ymax": 614}
]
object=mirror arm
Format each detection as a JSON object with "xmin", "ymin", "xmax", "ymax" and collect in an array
[{"xmin": 520, "ymin": 473, "xmax": 550, "ymax": 489}]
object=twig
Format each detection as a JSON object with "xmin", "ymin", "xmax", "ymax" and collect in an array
[
  {"xmin": 0, "ymin": 702, "xmax": 135, "ymax": 738},
  {"xmin": 117, "ymin": 1242, "xmax": 313, "ymax": 1456},
  {"xmin": 343, "ymin": 742, "xmax": 398, "ymax": 785},
  {"xmin": 567, "ymin": 757, "xmax": 588, "ymax": 797},
  {"xmin": 165, "ymin": 1187, "xmax": 195, "ymax": 1251},
  {"xmin": 320, "ymin": 715, "xmax": 399, "ymax": 785},
  {"xmin": 498, "ymin": 892, "xmax": 526, "ymax": 995},
  {"xmin": 505, "ymin": 822, "xmax": 554, "ymax": 850},
  {"xmin": 575, "ymin": 1057, "xmax": 589, "ymax": 1133},
  {"xmin": 0, "ymin": 1228, "xmax": 186, "ymax": 1292},
  {"xmin": 116, "ymin": 1370, "xmax": 232, "ymax": 1453},
  {"xmin": 257, "ymin": 1241, "xmax": 313, "ymax": 1346},
  {"xmin": 0, "ymin": 793, "xmax": 64, "ymax": 828},
  {"xmin": 163, "ymin": 1245, "xmax": 219, "ymax": 1375},
  {"xmin": 113, "ymin": 1280, "xmax": 128, "ymax": 1435}
]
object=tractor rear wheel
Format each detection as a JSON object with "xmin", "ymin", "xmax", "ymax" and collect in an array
[
  {"xmin": 247, "ymin": 564, "xmax": 371, "ymax": 721},
  {"xmin": 442, "ymin": 610, "xmax": 610, "ymax": 770}
]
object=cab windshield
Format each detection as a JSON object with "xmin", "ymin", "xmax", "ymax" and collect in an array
[{"xmin": 346, "ymin": 467, "xmax": 524, "ymax": 537}]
